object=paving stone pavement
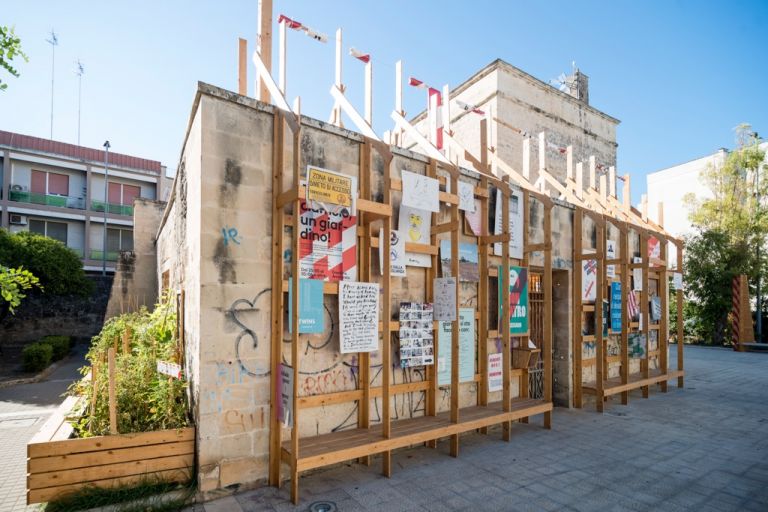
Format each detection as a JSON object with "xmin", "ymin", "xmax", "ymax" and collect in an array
[
  {"xmin": 190, "ymin": 346, "xmax": 768, "ymax": 512},
  {"xmin": 0, "ymin": 347, "xmax": 86, "ymax": 512}
]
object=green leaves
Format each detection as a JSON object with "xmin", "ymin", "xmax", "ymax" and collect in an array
[
  {"xmin": 0, "ymin": 25, "xmax": 28, "ymax": 91},
  {"xmin": 0, "ymin": 265, "xmax": 41, "ymax": 314}
]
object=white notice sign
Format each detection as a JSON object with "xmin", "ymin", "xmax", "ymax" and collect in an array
[
  {"xmin": 278, "ymin": 364, "xmax": 294, "ymax": 427},
  {"xmin": 673, "ymin": 272, "xmax": 683, "ymax": 291},
  {"xmin": 606, "ymin": 240, "xmax": 617, "ymax": 279},
  {"xmin": 488, "ymin": 353, "xmax": 503, "ymax": 392},
  {"xmin": 458, "ymin": 181, "xmax": 476, "ymax": 212},
  {"xmin": 493, "ymin": 188, "xmax": 524, "ymax": 260},
  {"xmin": 633, "ymin": 257, "xmax": 643, "ymax": 292},
  {"xmin": 339, "ymin": 282, "xmax": 380, "ymax": 353},
  {"xmin": 433, "ymin": 277, "xmax": 457, "ymax": 322},
  {"xmin": 156, "ymin": 360, "xmax": 182, "ymax": 379},
  {"xmin": 401, "ymin": 170, "xmax": 440, "ymax": 213},
  {"xmin": 379, "ymin": 229, "xmax": 407, "ymax": 277}
]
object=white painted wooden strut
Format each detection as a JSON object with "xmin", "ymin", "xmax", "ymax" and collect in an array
[
  {"xmin": 252, "ymin": 51, "xmax": 292, "ymax": 113},
  {"xmin": 538, "ymin": 132, "xmax": 547, "ymax": 192},
  {"xmin": 394, "ymin": 60, "xmax": 404, "ymax": 146},
  {"xmin": 589, "ymin": 156, "xmax": 596, "ymax": 190},
  {"xmin": 329, "ymin": 28, "xmax": 343, "ymax": 126},
  {"xmin": 566, "ymin": 146, "xmax": 573, "ymax": 181},
  {"xmin": 522, "ymin": 137, "xmax": 531, "ymax": 181},
  {"xmin": 391, "ymin": 110, "xmax": 449, "ymax": 164},
  {"xmin": 486, "ymin": 104, "xmax": 497, "ymax": 177},
  {"xmin": 278, "ymin": 20, "xmax": 287, "ymax": 94},
  {"xmin": 364, "ymin": 60, "xmax": 372, "ymax": 125},
  {"xmin": 599, "ymin": 174, "xmax": 607, "ymax": 200},
  {"xmin": 609, "ymin": 166, "xmax": 616, "ymax": 197},
  {"xmin": 576, "ymin": 162, "xmax": 584, "ymax": 200},
  {"xmin": 331, "ymin": 85, "xmax": 379, "ymax": 141},
  {"xmin": 442, "ymin": 84, "xmax": 451, "ymax": 163}
]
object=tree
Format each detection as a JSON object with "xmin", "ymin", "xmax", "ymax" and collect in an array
[
  {"xmin": 0, "ymin": 25, "xmax": 28, "ymax": 91},
  {"xmin": 0, "ymin": 266, "xmax": 41, "ymax": 317}
]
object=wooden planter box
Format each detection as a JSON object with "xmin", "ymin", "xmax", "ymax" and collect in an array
[{"xmin": 27, "ymin": 397, "xmax": 194, "ymax": 504}]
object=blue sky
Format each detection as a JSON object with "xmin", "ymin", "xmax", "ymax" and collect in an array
[{"xmin": 2, "ymin": 1, "xmax": 767, "ymax": 204}]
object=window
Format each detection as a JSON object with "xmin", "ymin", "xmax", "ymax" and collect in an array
[
  {"xmin": 106, "ymin": 228, "xmax": 133, "ymax": 252},
  {"xmin": 30, "ymin": 170, "xmax": 69, "ymax": 196},
  {"xmin": 108, "ymin": 182, "xmax": 142, "ymax": 205},
  {"xmin": 28, "ymin": 219, "xmax": 68, "ymax": 245}
]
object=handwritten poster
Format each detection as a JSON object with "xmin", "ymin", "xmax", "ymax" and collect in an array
[
  {"xmin": 493, "ymin": 188, "xmax": 524, "ymax": 260},
  {"xmin": 399, "ymin": 302, "xmax": 435, "ymax": 367},
  {"xmin": 488, "ymin": 353, "xmax": 503, "ymax": 392},
  {"xmin": 306, "ymin": 166, "xmax": 353, "ymax": 209},
  {"xmin": 582, "ymin": 259, "xmax": 597, "ymax": 302},
  {"xmin": 437, "ymin": 308, "xmax": 476, "ymax": 385},
  {"xmin": 277, "ymin": 364, "xmax": 294, "ymax": 427},
  {"xmin": 288, "ymin": 278, "xmax": 325, "ymax": 333},
  {"xmin": 606, "ymin": 240, "xmax": 617, "ymax": 279},
  {"xmin": 379, "ymin": 229, "xmax": 406, "ymax": 277},
  {"xmin": 458, "ymin": 181, "xmax": 476, "ymax": 212},
  {"xmin": 299, "ymin": 200, "xmax": 357, "ymax": 281},
  {"xmin": 433, "ymin": 277, "xmax": 457, "ymax": 322},
  {"xmin": 440, "ymin": 240, "xmax": 479, "ymax": 282},
  {"xmin": 633, "ymin": 256, "xmax": 643, "ymax": 291},
  {"xmin": 499, "ymin": 265, "xmax": 529, "ymax": 335},
  {"xmin": 398, "ymin": 205, "xmax": 432, "ymax": 268},
  {"xmin": 465, "ymin": 199, "xmax": 483, "ymax": 236},
  {"xmin": 339, "ymin": 282, "xmax": 379, "ymax": 353},
  {"xmin": 402, "ymin": 170, "xmax": 440, "ymax": 212},
  {"xmin": 610, "ymin": 281, "xmax": 623, "ymax": 332},
  {"xmin": 673, "ymin": 272, "xmax": 683, "ymax": 291},
  {"xmin": 628, "ymin": 332, "xmax": 646, "ymax": 358}
]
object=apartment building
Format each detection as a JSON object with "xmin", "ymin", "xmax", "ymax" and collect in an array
[{"xmin": 0, "ymin": 130, "xmax": 171, "ymax": 272}]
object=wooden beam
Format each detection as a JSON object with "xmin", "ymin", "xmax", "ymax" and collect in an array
[
  {"xmin": 331, "ymin": 85, "xmax": 380, "ymax": 141},
  {"xmin": 257, "ymin": 0, "xmax": 273, "ymax": 102},
  {"xmin": 238, "ymin": 38, "xmax": 248, "ymax": 96},
  {"xmin": 391, "ymin": 111, "xmax": 449, "ymax": 164}
]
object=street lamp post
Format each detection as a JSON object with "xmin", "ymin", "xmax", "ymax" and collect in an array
[{"xmin": 102, "ymin": 140, "xmax": 110, "ymax": 276}]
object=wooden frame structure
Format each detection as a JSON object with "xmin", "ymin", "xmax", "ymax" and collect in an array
[{"xmin": 267, "ymin": 106, "xmax": 555, "ymax": 503}]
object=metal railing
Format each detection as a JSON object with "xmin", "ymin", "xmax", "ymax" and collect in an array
[
  {"xmin": 8, "ymin": 186, "xmax": 86, "ymax": 209},
  {"xmin": 89, "ymin": 249, "xmax": 119, "ymax": 262},
  {"xmin": 91, "ymin": 200, "xmax": 133, "ymax": 217}
]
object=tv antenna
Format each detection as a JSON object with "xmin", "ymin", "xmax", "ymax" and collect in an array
[
  {"xmin": 75, "ymin": 60, "xmax": 84, "ymax": 145},
  {"xmin": 45, "ymin": 29, "xmax": 59, "ymax": 140}
]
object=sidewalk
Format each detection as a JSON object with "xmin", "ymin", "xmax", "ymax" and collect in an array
[
  {"xmin": 191, "ymin": 346, "xmax": 768, "ymax": 512},
  {"xmin": 0, "ymin": 346, "xmax": 87, "ymax": 512}
]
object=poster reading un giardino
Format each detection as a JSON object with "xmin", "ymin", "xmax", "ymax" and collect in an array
[{"xmin": 298, "ymin": 199, "xmax": 357, "ymax": 281}]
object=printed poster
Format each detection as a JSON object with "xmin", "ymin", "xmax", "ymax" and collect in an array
[
  {"xmin": 606, "ymin": 240, "xmax": 617, "ymax": 279},
  {"xmin": 458, "ymin": 181, "xmax": 476, "ymax": 212},
  {"xmin": 277, "ymin": 364, "xmax": 294, "ymax": 427},
  {"xmin": 440, "ymin": 240, "xmax": 479, "ymax": 282},
  {"xmin": 306, "ymin": 166, "xmax": 353, "ymax": 209},
  {"xmin": 398, "ymin": 302, "xmax": 435, "ymax": 368},
  {"xmin": 437, "ymin": 308, "xmax": 476, "ymax": 385},
  {"xmin": 465, "ymin": 198, "xmax": 483, "ymax": 236},
  {"xmin": 628, "ymin": 332, "xmax": 647, "ymax": 358},
  {"xmin": 398, "ymin": 205, "xmax": 432, "ymax": 268},
  {"xmin": 632, "ymin": 256, "xmax": 643, "ymax": 292},
  {"xmin": 648, "ymin": 236, "xmax": 661, "ymax": 260},
  {"xmin": 650, "ymin": 296, "xmax": 662, "ymax": 322},
  {"xmin": 499, "ymin": 265, "xmax": 529, "ymax": 335},
  {"xmin": 487, "ymin": 353, "xmax": 503, "ymax": 393},
  {"xmin": 673, "ymin": 272, "xmax": 683, "ymax": 291},
  {"xmin": 493, "ymin": 188, "xmax": 524, "ymax": 260},
  {"xmin": 299, "ymin": 200, "xmax": 357, "ymax": 281},
  {"xmin": 602, "ymin": 299, "xmax": 610, "ymax": 337},
  {"xmin": 582, "ymin": 259, "xmax": 597, "ymax": 302},
  {"xmin": 379, "ymin": 229, "xmax": 406, "ymax": 277},
  {"xmin": 610, "ymin": 281, "xmax": 623, "ymax": 332},
  {"xmin": 402, "ymin": 170, "xmax": 440, "ymax": 213},
  {"xmin": 433, "ymin": 277, "xmax": 457, "ymax": 322},
  {"xmin": 339, "ymin": 282, "xmax": 379, "ymax": 353},
  {"xmin": 288, "ymin": 277, "xmax": 325, "ymax": 333}
]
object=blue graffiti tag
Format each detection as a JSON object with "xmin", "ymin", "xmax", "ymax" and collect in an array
[{"xmin": 222, "ymin": 226, "xmax": 241, "ymax": 246}]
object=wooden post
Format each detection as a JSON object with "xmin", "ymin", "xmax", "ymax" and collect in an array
[
  {"xmin": 543, "ymin": 198, "xmax": 553, "ymax": 428},
  {"xmin": 449, "ymin": 168, "xmax": 460, "ymax": 457},
  {"xmin": 595, "ymin": 218, "xmax": 605, "ymax": 413},
  {"xmin": 122, "ymin": 327, "xmax": 130, "ymax": 356},
  {"xmin": 640, "ymin": 230, "xmax": 650, "ymax": 398},
  {"xmin": 380, "ymin": 149, "xmax": 393, "ymax": 477},
  {"xmin": 572, "ymin": 208, "xmax": 583, "ymax": 408},
  {"xmin": 89, "ymin": 362, "xmax": 98, "ymax": 434},
  {"xmin": 478, "ymin": 176, "xmax": 490, "ymax": 419},
  {"xmin": 520, "ymin": 191, "xmax": 530, "ymax": 423},
  {"xmin": 289, "ymin": 121, "xmax": 301, "ymax": 504},
  {"xmin": 278, "ymin": 18, "xmax": 287, "ymax": 95},
  {"xmin": 426, "ymin": 159, "xmax": 438, "ymax": 449},
  {"xmin": 676, "ymin": 240, "xmax": 684, "ymax": 388},
  {"xmin": 358, "ymin": 141, "xmax": 372, "ymax": 465},
  {"xmin": 257, "ymin": 0, "xmax": 273, "ymax": 102},
  {"xmin": 659, "ymin": 237, "xmax": 669, "ymax": 392},
  {"xmin": 620, "ymin": 225, "xmax": 630, "ymax": 405},
  {"xmin": 107, "ymin": 347, "xmax": 117, "ymax": 434},
  {"xmin": 238, "ymin": 38, "xmax": 248, "ymax": 96},
  {"xmin": 501, "ymin": 185, "xmax": 512, "ymax": 441}
]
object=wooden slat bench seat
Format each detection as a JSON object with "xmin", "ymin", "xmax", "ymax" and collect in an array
[{"xmin": 582, "ymin": 369, "xmax": 686, "ymax": 398}]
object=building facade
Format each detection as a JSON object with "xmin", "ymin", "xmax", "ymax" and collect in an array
[
  {"xmin": 407, "ymin": 59, "xmax": 620, "ymax": 190},
  {"xmin": 0, "ymin": 130, "xmax": 171, "ymax": 272}
]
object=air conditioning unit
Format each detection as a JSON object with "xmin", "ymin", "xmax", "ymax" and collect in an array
[
  {"xmin": 10, "ymin": 184, "xmax": 28, "ymax": 192},
  {"xmin": 9, "ymin": 214, "xmax": 27, "ymax": 225}
]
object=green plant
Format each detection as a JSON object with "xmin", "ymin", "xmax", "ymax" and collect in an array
[
  {"xmin": 22, "ymin": 342, "xmax": 53, "ymax": 372},
  {"xmin": 0, "ymin": 265, "xmax": 41, "ymax": 316},
  {"xmin": 42, "ymin": 335, "xmax": 72, "ymax": 361},
  {"xmin": 70, "ymin": 294, "xmax": 189, "ymax": 437},
  {"xmin": 0, "ymin": 25, "xmax": 28, "ymax": 91},
  {"xmin": 0, "ymin": 229, "xmax": 92, "ymax": 297}
]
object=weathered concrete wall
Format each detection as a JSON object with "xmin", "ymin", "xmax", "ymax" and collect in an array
[{"xmin": 105, "ymin": 198, "xmax": 166, "ymax": 318}]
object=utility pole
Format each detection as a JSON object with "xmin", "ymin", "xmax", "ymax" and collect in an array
[
  {"xmin": 102, "ymin": 141, "xmax": 111, "ymax": 276},
  {"xmin": 45, "ymin": 30, "xmax": 59, "ymax": 140},
  {"xmin": 75, "ymin": 60, "xmax": 84, "ymax": 145}
]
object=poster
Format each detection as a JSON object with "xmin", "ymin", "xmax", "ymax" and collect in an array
[
  {"xmin": 628, "ymin": 332, "xmax": 646, "ymax": 358},
  {"xmin": 632, "ymin": 256, "xmax": 643, "ymax": 291},
  {"xmin": 402, "ymin": 170, "xmax": 440, "ymax": 213},
  {"xmin": 582, "ymin": 259, "xmax": 597, "ymax": 302},
  {"xmin": 440, "ymin": 240, "xmax": 479, "ymax": 282},
  {"xmin": 156, "ymin": 360, "xmax": 182, "ymax": 379},
  {"xmin": 499, "ymin": 265, "xmax": 529, "ymax": 335},
  {"xmin": 339, "ymin": 282, "xmax": 379, "ymax": 353},
  {"xmin": 398, "ymin": 302, "xmax": 435, "ymax": 368},
  {"xmin": 488, "ymin": 353, "xmax": 503, "ymax": 392},
  {"xmin": 606, "ymin": 240, "xmax": 617, "ymax": 279},
  {"xmin": 602, "ymin": 299, "xmax": 610, "ymax": 337},
  {"xmin": 437, "ymin": 308, "xmax": 476, "ymax": 385},
  {"xmin": 288, "ymin": 278, "xmax": 325, "ymax": 333},
  {"xmin": 493, "ymin": 188, "xmax": 524, "ymax": 260},
  {"xmin": 277, "ymin": 364, "xmax": 294, "ymax": 427},
  {"xmin": 299, "ymin": 199, "xmax": 357, "ymax": 281},
  {"xmin": 628, "ymin": 288, "xmax": 640, "ymax": 322},
  {"xmin": 398, "ymin": 205, "xmax": 432, "ymax": 268},
  {"xmin": 610, "ymin": 282, "xmax": 622, "ymax": 332},
  {"xmin": 379, "ymin": 229, "xmax": 406, "ymax": 277},
  {"xmin": 465, "ymin": 199, "xmax": 483, "ymax": 236},
  {"xmin": 306, "ymin": 166, "xmax": 353, "ymax": 209},
  {"xmin": 648, "ymin": 236, "xmax": 660, "ymax": 260},
  {"xmin": 673, "ymin": 272, "xmax": 684, "ymax": 291},
  {"xmin": 650, "ymin": 296, "xmax": 662, "ymax": 322},
  {"xmin": 458, "ymin": 181, "xmax": 476, "ymax": 212},
  {"xmin": 433, "ymin": 277, "xmax": 457, "ymax": 322}
]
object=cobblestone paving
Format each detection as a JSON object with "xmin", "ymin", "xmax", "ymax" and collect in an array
[{"xmin": 192, "ymin": 346, "xmax": 768, "ymax": 512}]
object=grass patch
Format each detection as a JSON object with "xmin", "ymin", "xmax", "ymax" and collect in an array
[{"xmin": 44, "ymin": 475, "xmax": 195, "ymax": 512}]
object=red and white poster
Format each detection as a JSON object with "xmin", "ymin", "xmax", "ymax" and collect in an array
[
  {"xmin": 648, "ymin": 236, "xmax": 661, "ymax": 262},
  {"xmin": 488, "ymin": 353, "xmax": 503, "ymax": 393},
  {"xmin": 299, "ymin": 200, "xmax": 357, "ymax": 281}
]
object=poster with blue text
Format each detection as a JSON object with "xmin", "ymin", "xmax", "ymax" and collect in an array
[{"xmin": 610, "ymin": 282, "xmax": 622, "ymax": 332}]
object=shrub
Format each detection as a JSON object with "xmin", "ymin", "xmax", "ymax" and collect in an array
[
  {"xmin": 22, "ymin": 342, "xmax": 53, "ymax": 372},
  {"xmin": 0, "ymin": 229, "xmax": 92, "ymax": 297},
  {"xmin": 42, "ymin": 335, "xmax": 72, "ymax": 361}
]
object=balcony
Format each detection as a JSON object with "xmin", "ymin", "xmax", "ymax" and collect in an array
[
  {"xmin": 8, "ymin": 186, "xmax": 86, "ymax": 209},
  {"xmin": 91, "ymin": 200, "xmax": 133, "ymax": 217},
  {"xmin": 89, "ymin": 249, "xmax": 119, "ymax": 262},
  {"xmin": 68, "ymin": 247, "xmax": 85, "ymax": 258}
]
